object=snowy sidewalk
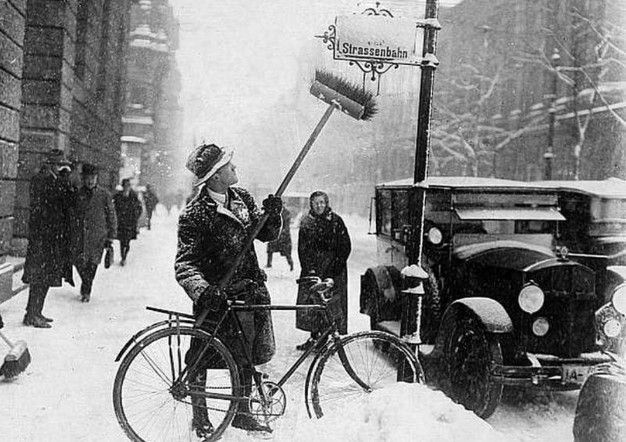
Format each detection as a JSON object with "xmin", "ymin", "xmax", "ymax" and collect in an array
[{"xmin": 0, "ymin": 213, "xmax": 576, "ymax": 441}]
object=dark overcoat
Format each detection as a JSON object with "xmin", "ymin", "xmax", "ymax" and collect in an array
[
  {"xmin": 267, "ymin": 208, "xmax": 292, "ymax": 256},
  {"xmin": 113, "ymin": 190, "xmax": 142, "ymax": 241},
  {"xmin": 70, "ymin": 186, "xmax": 117, "ymax": 266},
  {"xmin": 175, "ymin": 186, "xmax": 281, "ymax": 365},
  {"xmin": 22, "ymin": 169, "xmax": 74, "ymax": 286},
  {"xmin": 296, "ymin": 209, "xmax": 351, "ymax": 334}
]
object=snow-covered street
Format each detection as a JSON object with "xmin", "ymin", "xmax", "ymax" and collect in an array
[{"xmin": 0, "ymin": 211, "xmax": 578, "ymax": 441}]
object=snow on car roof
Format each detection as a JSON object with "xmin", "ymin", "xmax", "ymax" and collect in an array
[
  {"xmin": 377, "ymin": 176, "xmax": 547, "ymax": 190},
  {"xmin": 533, "ymin": 178, "xmax": 626, "ymax": 199}
]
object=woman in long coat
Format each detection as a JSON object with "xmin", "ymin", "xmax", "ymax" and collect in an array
[
  {"xmin": 113, "ymin": 179, "xmax": 142, "ymax": 265},
  {"xmin": 296, "ymin": 191, "xmax": 351, "ymax": 350},
  {"xmin": 266, "ymin": 207, "xmax": 294, "ymax": 271}
]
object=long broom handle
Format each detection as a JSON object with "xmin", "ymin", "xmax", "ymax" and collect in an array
[
  {"xmin": 195, "ymin": 104, "xmax": 336, "ymax": 326},
  {"xmin": 0, "ymin": 330, "xmax": 15, "ymax": 348}
]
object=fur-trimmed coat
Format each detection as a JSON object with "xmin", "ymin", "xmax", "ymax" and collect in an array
[
  {"xmin": 175, "ymin": 186, "xmax": 281, "ymax": 365},
  {"xmin": 296, "ymin": 209, "xmax": 351, "ymax": 334}
]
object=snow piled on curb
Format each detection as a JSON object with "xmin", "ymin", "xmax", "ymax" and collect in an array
[{"xmin": 293, "ymin": 383, "xmax": 502, "ymax": 442}]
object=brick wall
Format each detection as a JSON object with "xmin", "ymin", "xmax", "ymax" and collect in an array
[{"xmin": 0, "ymin": 0, "xmax": 26, "ymax": 257}]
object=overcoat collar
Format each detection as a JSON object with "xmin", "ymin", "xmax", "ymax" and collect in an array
[{"xmin": 203, "ymin": 187, "xmax": 248, "ymax": 228}]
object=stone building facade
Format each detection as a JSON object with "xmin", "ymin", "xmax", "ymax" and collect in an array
[
  {"xmin": 0, "ymin": 0, "xmax": 134, "ymax": 256},
  {"xmin": 0, "ymin": 0, "xmax": 26, "ymax": 259}
]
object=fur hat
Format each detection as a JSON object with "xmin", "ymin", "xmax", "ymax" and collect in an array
[
  {"xmin": 81, "ymin": 163, "xmax": 99, "ymax": 176},
  {"xmin": 185, "ymin": 143, "xmax": 233, "ymax": 186},
  {"xmin": 44, "ymin": 149, "xmax": 71, "ymax": 166}
]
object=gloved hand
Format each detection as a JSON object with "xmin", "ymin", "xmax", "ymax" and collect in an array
[
  {"xmin": 197, "ymin": 286, "xmax": 228, "ymax": 312},
  {"xmin": 262, "ymin": 194, "xmax": 282, "ymax": 216}
]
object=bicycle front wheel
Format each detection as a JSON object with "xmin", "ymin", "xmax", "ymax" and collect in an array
[
  {"xmin": 113, "ymin": 327, "xmax": 240, "ymax": 442},
  {"xmin": 308, "ymin": 331, "xmax": 423, "ymax": 418}
]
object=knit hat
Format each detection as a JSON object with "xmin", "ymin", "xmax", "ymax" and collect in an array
[{"xmin": 185, "ymin": 143, "xmax": 234, "ymax": 186}]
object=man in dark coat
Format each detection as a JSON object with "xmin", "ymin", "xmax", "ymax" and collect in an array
[
  {"xmin": 296, "ymin": 191, "xmax": 351, "ymax": 350},
  {"xmin": 70, "ymin": 164, "xmax": 117, "ymax": 302},
  {"xmin": 266, "ymin": 207, "xmax": 294, "ymax": 271},
  {"xmin": 22, "ymin": 149, "xmax": 75, "ymax": 328},
  {"xmin": 113, "ymin": 178, "xmax": 142, "ymax": 266},
  {"xmin": 143, "ymin": 184, "xmax": 158, "ymax": 230},
  {"xmin": 175, "ymin": 143, "xmax": 282, "ymax": 436}
]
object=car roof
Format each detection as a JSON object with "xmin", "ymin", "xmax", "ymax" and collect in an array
[
  {"xmin": 377, "ymin": 176, "xmax": 549, "ymax": 191},
  {"xmin": 533, "ymin": 178, "xmax": 626, "ymax": 199}
]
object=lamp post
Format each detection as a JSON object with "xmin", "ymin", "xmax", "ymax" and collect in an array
[{"xmin": 544, "ymin": 48, "xmax": 560, "ymax": 180}]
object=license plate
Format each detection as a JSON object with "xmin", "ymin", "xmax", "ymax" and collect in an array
[{"xmin": 562, "ymin": 365, "xmax": 594, "ymax": 385}]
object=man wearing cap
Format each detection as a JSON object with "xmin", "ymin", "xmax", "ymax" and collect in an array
[
  {"xmin": 175, "ymin": 143, "xmax": 282, "ymax": 435},
  {"xmin": 22, "ymin": 149, "xmax": 75, "ymax": 328},
  {"xmin": 70, "ymin": 163, "xmax": 117, "ymax": 302}
]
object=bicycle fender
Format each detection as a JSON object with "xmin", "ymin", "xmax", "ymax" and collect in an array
[
  {"xmin": 304, "ymin": 345, "xmax": 330, "ymax": 418},
  {"xmin": 114, "ymin": 319, "xmax": 196, "ymax": 362}
]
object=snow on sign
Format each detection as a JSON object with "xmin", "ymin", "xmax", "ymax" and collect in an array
[{"xmin": 334, "ymin": 14, "xmax": 423, "ymax": 66}]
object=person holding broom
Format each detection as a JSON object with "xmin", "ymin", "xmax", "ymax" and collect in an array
[{"xmin": 175, "ymin": 143, "xmax": 282, "ymax": 437}]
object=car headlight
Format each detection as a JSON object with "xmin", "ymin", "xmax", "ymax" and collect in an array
[
  {"xmin": 603, "ymin": 319, "xmax": 621, "ymax": 338},
  {"xmin": 532, "ymin": 317, "xmax": 550, "ymax": 336},
  {"xmin": 518, "ymin": 283, "xmax": 545, "ymax": 314},
  {"xmin": 426, "ymin": 226, "xmax": 443, "ymax": 245},
  {"xmin": 612, "ymin": 284, "xmax": 626, "ymax": 315}
]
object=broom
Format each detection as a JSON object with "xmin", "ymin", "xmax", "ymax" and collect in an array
[
  {"xmin": 0, "ymin": 329, "xmax": 31, "ymax": 378},
  {"xmin": 196, "ymin": 70, "xmax": 377, "ymax": 325}
]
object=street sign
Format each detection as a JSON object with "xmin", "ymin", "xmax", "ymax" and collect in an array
[{"xmin": 334, "ymin": 15, "xmax": 424, "ymax": 66}]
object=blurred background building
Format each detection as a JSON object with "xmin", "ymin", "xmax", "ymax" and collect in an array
[{"xmin": 121, "ymin": 0, "xmax": 183, "ymax": 199}]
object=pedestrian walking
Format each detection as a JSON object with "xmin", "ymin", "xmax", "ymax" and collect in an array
[
  {"xmin": 70, "ymin": 164, "xmax": 117, "ymax": 302},
  {"xmin": 113, "ymin": 179, "xmax": 142, "ymax": 266},
  {"xmin": 22, "ymin": 149, "xmax": 75, "ymax": 328},
  {"xmin": 143, "ymin": 184, "xmax": 159, "ymax": 230},
  {"xmin": 295, "ymin": 191, "xmax": 351, "ymax": 350},
  {"xmin": 266, "ymin": 207, "xmax": 294, "ymax": 271},
  {"xmin": 175, "ymin": 143, "xmax": 282, "ymax": 436}
]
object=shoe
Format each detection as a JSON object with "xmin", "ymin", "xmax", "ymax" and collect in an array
[
  {"xmin": 231, "ymin": 414, "xmax": 272, "ymax": 433},
  {"xmin": 295, "ymin": 337, "xmax": 316, "ymax": 352},
  {"xmin": 120, "ymin": 258, "xmax": 126, "ymax": 266},
  {"xmin": 81, "ymin": 293, "xmax": 90, "ymax": 303},
  {"xmin": 191, "ymin": 417, "xmax": 214, "ymax": 438},
  {"xmin": 39, "ymin": 314, "xmax": 54, "ymax": 322},
  {"xmin": 23, "ymin": 315, "xmax": 51, "ymax": 328}
]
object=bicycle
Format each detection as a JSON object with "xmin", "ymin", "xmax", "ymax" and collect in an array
[{"xmin": 112, "ymin": 276, "xmax": 424, "ymax": 441}]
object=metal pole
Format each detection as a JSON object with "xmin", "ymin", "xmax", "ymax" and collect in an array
[
  {"xmin": 401, "ymin": 0, "xmax": 439, "ymax": 339},
  {"xmin": 544, "ymin": 48, "xmax": 560, "ymax": 180}
]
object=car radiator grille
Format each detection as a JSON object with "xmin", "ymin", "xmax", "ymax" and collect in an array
[{"xmin": 525, "ymin": 266, "xmax": 596, "ymax": 358}]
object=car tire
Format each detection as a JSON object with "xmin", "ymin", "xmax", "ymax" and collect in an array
[
  {"xmin": 573, "ymin": 368, "xmax": 626, "ymax": 442},
  {"xmin": 443, "ymin": 315, "xmax": 503, "ymax": 418}
]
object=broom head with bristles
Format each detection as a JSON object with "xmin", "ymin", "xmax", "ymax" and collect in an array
[
  {"xmin": 310, "ymin": 70, "xmax": 377, "ymax": 121},
  {"xmin": 0, "ymin": 340, "xmax": 31, "ymax": 378}
]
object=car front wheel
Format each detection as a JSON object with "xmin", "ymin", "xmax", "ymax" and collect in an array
[{"xmin": 443, "ymin": 315, "xmax": 503, "ymax": 418}]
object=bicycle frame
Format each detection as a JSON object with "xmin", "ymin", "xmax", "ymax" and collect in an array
[{"xmin": 155, "ymin": 301, "xmax": 370, "ymax": 406}]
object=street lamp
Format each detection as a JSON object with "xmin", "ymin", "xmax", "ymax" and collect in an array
[{"xmin": 544, "ymin": 47, "xmax": 560, "ymax": 180}]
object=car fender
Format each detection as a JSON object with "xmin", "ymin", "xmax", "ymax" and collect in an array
[{"xmin": 432, "ymin": 297, "xmax": 513, "ymax": 357}]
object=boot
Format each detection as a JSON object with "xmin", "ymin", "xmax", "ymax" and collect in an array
[
  {"xmin": 23, "ymin": 314, "xmax": 51, "ymax": 328},
  {"xmin": 190, "ymin": 371, "xmax": 215, "ymax": 437},
  {"xmin": 232, "ymin": 367, "xmax": 272, "ymax": 433}
]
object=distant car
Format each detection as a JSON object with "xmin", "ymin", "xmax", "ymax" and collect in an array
[{"xmin": 359, "ymin": 177, "xmax": 618, "ymax": 418}]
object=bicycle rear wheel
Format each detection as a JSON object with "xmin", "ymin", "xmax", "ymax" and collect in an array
[
  {"xmin": 113, "ymin": 327, "xmax": 240, "ymax": 441},
  {"xmin": 308, "ymin": 331, "xmax": 423, "ymax": 418}
]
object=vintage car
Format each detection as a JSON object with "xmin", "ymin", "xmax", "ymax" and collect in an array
[
  {"xmin": 359, "ymin": 176, "xmax": 618, "ymax": 418},
  {"xmin": 535, "ymin": 179, "xmax": 626, "ymax": 356}
]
